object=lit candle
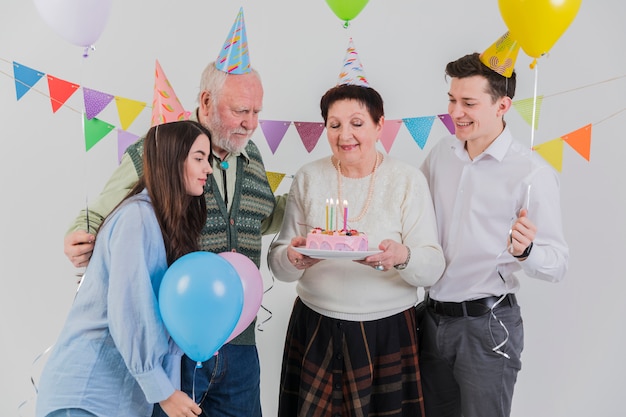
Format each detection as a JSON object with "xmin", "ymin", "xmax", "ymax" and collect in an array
[
  {"xmin": 335, "ymin": 198, "xmax": 339, "ymax": 234},
  {"xmin": 343, "ymin": 200, "xmax": 348, "ymax": 232},
  {"xmin": 325, "ymin": 198, "xmax": 329, "ymax": 231},
  {"xmin": 329, "ymin": 198, "xmax": 334, "ymax": 232}
]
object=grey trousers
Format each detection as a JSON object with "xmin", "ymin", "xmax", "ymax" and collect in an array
[{"xmin": 417, "ymin": 301, "xmax": 524, "ymax": 417}]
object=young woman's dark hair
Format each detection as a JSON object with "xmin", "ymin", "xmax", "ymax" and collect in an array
[
  {"xmin": 109, "ymin": 120, "xmax": 212, "ymax": 264},
  {"xmin": 320, "ymin": 84, "xmax": 384, "ymax": 125},
  {"xmin": 445, "ymin": 52, "xmax": 517, "ymax": 101}
]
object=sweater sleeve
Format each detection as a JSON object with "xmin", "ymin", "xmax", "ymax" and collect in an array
[
  {"xmin": 268, "ymin": 182, "xmax": 306, "ymax": 282},
  {"xmin": 393, "ymin": 169, "xmax": 446, "ymax": 288}
]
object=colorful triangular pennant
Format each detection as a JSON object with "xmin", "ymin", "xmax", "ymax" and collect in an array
[
  {"xmin": 294, "ymin": 122, "xmax": 325, "ymax": 153},
  {"xmin": 403, "ymin": 116, "xmax": 435, "ymax": 149},
  {"xmin": 437, "ymin": 114, "xmax": 455, "ymax": 135},
  {"xmin": 260, "ymin": 120, "xmax": 291, "ymax": 154},
  {"xmin": 266, "ymin": 171, "xmax": 287, "ymax": 193},
  {"xmin": 379, "ymin": 120, "xmax": 403, "ymax": 153},
  {"xmin": 83, "ymin": 87, "xmax": 114, "ymax": 120},
  {"xmin": 115, "ymin": 96, "xmax": 147, "ymax": 130},
  {"xmin": 13, "ymin": 62, "xmax": 45, "ymax": 100},
  {"xmin": 533, "ymin": 138, "xmax": 564, "ymax": 172},
  {"xmin": 562, "ymin": 124, "xmax": 592, "ymax": 161},
  {"xmin": 84, "ymin": 115, "xmax": 115, "ymax": 151},
  {"xmin": 117, "ymin": 129, "xmax": 139, "ymax": 163},
  {"xmin": 47, "ymin": 75, "xmax": 80, "ymax": 113},
  {"xmin": 513, "ymin": 96, "xmax": 544, "ymax": 129}
]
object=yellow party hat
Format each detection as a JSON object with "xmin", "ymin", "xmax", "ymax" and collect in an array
[{"xmin": 479, "ymin": 32, "xmax": 520, "ymax": 78}]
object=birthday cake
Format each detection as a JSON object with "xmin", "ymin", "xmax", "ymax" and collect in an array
[{"xmin": 306, "ymin": 228, "xmax": 368, "ymax": 252}]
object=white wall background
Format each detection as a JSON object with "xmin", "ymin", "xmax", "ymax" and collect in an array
[{"xmin": 1, "ymin": 1, "xmax": 624, "ymax": 416}]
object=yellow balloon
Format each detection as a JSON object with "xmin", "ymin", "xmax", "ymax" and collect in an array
[{"xmin": 498, "ymin": 0, "xmax": 582, "ymax": 58}]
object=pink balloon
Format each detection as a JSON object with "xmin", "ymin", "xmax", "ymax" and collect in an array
[
  {"xmin": 34, "ymin": 0, "xmax": 112, "ymax": 48},
  {"xmin": 218, "ymin": 252, "xmax": 264, "ymax": 343}
]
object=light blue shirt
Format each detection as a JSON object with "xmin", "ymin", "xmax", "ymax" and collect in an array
[{"xmin": 37, "ymin": 190, "xmax": 182, "ymax": 417}]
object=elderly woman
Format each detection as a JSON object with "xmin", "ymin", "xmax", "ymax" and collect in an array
[{"xmin": 268, "ymin": 84, "xmax": 445, "ymax": 416}]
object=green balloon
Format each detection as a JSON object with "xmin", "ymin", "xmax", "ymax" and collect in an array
[{"xmin": 325, "ymin": 0, "xmax": 370, "ymax": 22}]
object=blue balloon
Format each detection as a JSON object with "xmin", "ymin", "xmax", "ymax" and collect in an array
[{"xmin": 159, "ymin": 251, "xmax": 244, "ymax": 362}]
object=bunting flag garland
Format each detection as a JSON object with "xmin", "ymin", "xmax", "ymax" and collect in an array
[
  {"xmin": 47, "ymin": 74, "xmax": 80, "ymax": 113},
  {"xmin": 294, "ymin": 122, "xmax": 325, "ymax": 153},
  {"xmin": 84, "ymin": 115, "xmax": 115, "ymax": 151},
  {"xmin": 265, "ymin": 171, "xmax": 287, "ymax": 193},
  {"xmin": 1, "ymin": 56, "xmax": 622, "ymax": 173},
  {"xmin": 403, "ymin": 116, "xmax": 436, "ymax": 149},
  {"xmin": 437, "ymin": 114, "xmax": 455, "ymax": 135},
  {"xmin": 533, "ymin": 138, "xmax": 564, "ymax": 172},
  {"xmin": 260, "ymin": 120, "xmax": 291, "ymax": 154},
  {"xmin": 379, "ymin": 119, "xmax": 403, "ymax": 153},
  {"xmin": 117, "ymin": 129, "xmax": 139, "ymax": 163},
  {"xmin": 115, "ymin": 96, "xmax": 146, "ymax": 130},
  {"xmin": 512, "ymin": 96, "xmax": 544, "ymax": 129},
  {"xmin": 13, "ymin": 62, "xmax": 45, "ymax": 100},
  {"xmin": 561, "ymin": 124, "xmax": 592, "ymax": 161},
  {"xmin": 83, "ymin": 87, "xmax": 114, "ymax": 120}
]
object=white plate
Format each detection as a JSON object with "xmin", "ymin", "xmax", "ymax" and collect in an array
[{"xmin": 293, "ymin": 247, "xmax": 382, "ymax": 260}]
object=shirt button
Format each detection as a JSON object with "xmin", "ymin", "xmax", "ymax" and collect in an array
[
  {"xmin": 334, "ymin": 383, "xmax": 341, "ymax": 390},
  {"xmin": 231, "ymin": 249, "xmax": 237, "ymax": 252},
  {"xmin": 335, "ymin": 353, "xmax": 343, "ymax": 360},
  {"xmin": 230, "ymin": 219, "xmax": 235, "ymax": 225},
  {"xmin": 336, "ymin": 322, "xmax": 343, "ymax": 329}
]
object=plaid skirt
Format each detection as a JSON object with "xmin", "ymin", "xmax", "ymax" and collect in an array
[{"xmin": 278, "ymin": 298, "xmax": 425, "ymax": 417}]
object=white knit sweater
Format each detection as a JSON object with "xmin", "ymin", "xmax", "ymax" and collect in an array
[{"xmin": 268, "ymin": 155, "xmax": 445, "ymax": 321}]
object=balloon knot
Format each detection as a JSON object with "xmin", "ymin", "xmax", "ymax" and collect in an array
[
  {"xmin": 196, "ymin": 361, "xmax": 203, "ymax": 369},
  {"xmin": 343, "ymin": 21, "xmax": 350, "ymax": 29},
  {"xmin": 82, "ymin": 45, "xmax": 95, "ymax": 58},
  {"xmin": 529, "ymin": 58, "xmax": 537, "ymax": 70}
]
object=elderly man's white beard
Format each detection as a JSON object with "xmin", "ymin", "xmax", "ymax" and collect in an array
[{"xmin": 209, "ymin": 111, "xmax": 253, "ymax": 155}]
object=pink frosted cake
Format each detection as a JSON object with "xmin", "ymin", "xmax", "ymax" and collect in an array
[{"xmin": 306, "ymin": 228, "xmax": 368, "ymax": 251}]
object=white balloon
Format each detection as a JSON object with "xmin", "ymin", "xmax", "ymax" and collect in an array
[{"xmin": 33, "ymin": 0, "xmax": 113, "ymax": 47}]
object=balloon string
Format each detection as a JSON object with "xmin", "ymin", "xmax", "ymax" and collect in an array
[
  {"xmin": 79, "ymin": 49, "xmax": 91, "ymax": 237},
  {"xmin": 192, "ymin": 363, "xmax": 199, "ymax": 403},
  {"xmin": 17, "ymin": 344, "xmax": 54, "ymax": 416},
  {"xmin": 258, "ymin": 233, "xmax": 280, "ymax": 332},
  {"xmin": 525, "ymin": 62, "xmax": 540, "ymax": 211},
  {"xmin": 530, "ymin": 60, "xmax": 538, "ymax": 151}
]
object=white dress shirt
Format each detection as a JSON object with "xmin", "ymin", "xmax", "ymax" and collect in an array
[{"xmin": 421, "ymin": 127, "xmax": 569, "ymax": 302}]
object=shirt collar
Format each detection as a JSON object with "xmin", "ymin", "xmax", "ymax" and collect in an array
[{"xmin": 451, "ymin": 126, "xmax": 513, "ymax": 163}]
